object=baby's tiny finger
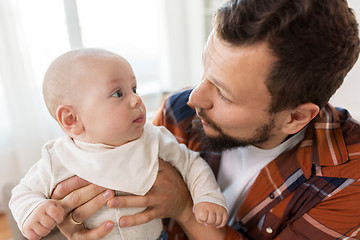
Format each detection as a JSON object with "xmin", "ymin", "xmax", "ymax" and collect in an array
[
  {"xmin": 26, "ymin": 230, "xmax": 41, "ymax": 240},
  {"xmin": 46, "ymin": 203, "xmax": 65, "ymax": 223},
  {"xmin": 213, "ymin": 213, "xmax": 222, "ymax": 226},
  {"xmin": 39, "ymin": 215, "xmax": 57, "ymax": 230},
  {"xmin": 217, "ymin": 212, "xmax": 228, "ymax": 228},
  {"xmin": 33, "ymin": 222, "xmax": 51, "ymax": 237},
  {"xmin": 206, "ymin": 212, "xmax": 216, "ymax": 225}
]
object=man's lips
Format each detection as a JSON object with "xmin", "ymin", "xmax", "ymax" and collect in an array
[
  {"xmin": 197, "ymin": 115, "xmax": 210, "ymax": 127},
  {"xmin": 200, "ymin": 117, "xmax": 209, "ymax": 126},
  {"xmin": 196, "ymin": 108, "xmax": 222, "ymax": 133}
]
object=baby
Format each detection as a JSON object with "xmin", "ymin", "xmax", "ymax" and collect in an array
[{"xmin": 9, "ymin": 48, "xmax": 227, "ymax": 240}]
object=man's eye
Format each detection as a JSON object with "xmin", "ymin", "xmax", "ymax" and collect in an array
[
  {"xmin": 218, "ymin": 90, "xmax": 230, "ymax": 102},
  {"xmin": 132, "ymin": 87, "xmax": 137, "ymax": 94},
  {"xmin": 112, "ymin": 90, "xmax": 123, "ymax": 98}
]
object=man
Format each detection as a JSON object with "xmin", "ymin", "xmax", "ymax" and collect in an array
[{"xmin": 52, "ymin": 0, "xmax": 360, "ymax": 239}]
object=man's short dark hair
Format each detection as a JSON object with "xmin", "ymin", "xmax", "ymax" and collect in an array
[{"xmin": 214, "ymin": 0, "xmax": 360, "ymax": 113}]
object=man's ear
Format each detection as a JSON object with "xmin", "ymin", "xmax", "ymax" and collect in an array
[
  {"xmin": 56, "ymin": 105, "xmax": 84, "ymax": 136},
  {"xmin": 282, "ymin": 103, "xmax": 320, "ymax": 134}
]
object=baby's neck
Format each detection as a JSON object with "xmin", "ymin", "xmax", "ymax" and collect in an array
[{"xmin": 72, "ymin": 138, "xmax": 117, "ymax": 152}]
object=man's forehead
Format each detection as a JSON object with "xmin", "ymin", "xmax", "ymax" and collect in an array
[
  {"xmin": 202, "ymin": 31, "xmax": 275, "ymax": 103},
  {"xmin": 202, "ymin": 32, "xmax": 229, "ymax": 76}
]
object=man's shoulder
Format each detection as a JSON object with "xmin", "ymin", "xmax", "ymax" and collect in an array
[{"xmin": 336, "ymin": 106, "xmax": 360, "ymax": 133}]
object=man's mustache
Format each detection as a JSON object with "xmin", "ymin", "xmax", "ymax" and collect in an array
[{"xmin": 194, "ymin": 107, "xmax": 223, "ymax": 133}]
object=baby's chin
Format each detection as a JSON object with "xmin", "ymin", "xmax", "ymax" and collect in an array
[{"xmin": 118, "ymin": 126, "xmax": 145, "ymax": 146}]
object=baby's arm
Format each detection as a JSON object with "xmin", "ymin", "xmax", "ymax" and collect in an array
[
  {"xmin": 156, "ymin": 125, "xmax": 228, "ymax": 226},
  {"xmin": 194, "ymin": 202, "xmax": 228, "ymax": 228},
  {"xmin": 9, "ymin": 141, "xmax": 64, "ymax": 238},
  {"xmin": 22, "ymin": 199, "xmax": 64, "ymax": 240}
]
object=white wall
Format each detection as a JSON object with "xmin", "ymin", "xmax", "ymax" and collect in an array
[{"xmin": 329, "ymin": 0, "xmax": 360, "ymax": 120}]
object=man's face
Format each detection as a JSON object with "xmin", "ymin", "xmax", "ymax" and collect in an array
[{"xmin": 188, "ymin": 32, "xmax": 288, "ymax": 150}]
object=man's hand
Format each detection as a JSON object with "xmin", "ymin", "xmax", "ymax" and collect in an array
[
  {"xmin": 107, "ymin": 160, "xmax": 226, "ymax": 240},
  {"xmin": 107, "ymin": 159, "xmax": 193, "ymax": 227},
  {"xmin": 51, "ymin": 176, "xmax": 115, "ymax": 239},
  {"xmin": 50, "ymin": 160, "xmax": 193, "ymax": 239}
]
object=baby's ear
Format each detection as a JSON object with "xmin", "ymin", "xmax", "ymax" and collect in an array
[{"xmin": 56, "ymin": 105, "xmax": 84, "ymax": 136}]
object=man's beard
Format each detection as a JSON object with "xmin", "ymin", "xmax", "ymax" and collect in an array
[{"xmin": 193, "ymin": 109, "xmax": 275, "ymax": 152}]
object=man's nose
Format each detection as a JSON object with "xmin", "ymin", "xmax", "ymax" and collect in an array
[{"xmin": 188, "ymin": 79, "xmax": 214, "ymax": 110}]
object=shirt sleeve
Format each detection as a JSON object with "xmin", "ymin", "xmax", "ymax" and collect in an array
[
  {"xmin": 275, "ymin": 180, "xmax": 360, "ymax": 239},
  {"xmin": 9, "ymin": 143, "xmax": 55, "ymax": 235}
]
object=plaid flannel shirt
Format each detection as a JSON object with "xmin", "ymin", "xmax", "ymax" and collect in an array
[{"xmin": 153, "ymin": 89, "xmax": 360, "ymax": 240}]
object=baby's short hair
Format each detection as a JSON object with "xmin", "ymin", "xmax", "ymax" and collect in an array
[{"xmin": 42, "ymin": 48, "xmax": 120, "ymax": 120}]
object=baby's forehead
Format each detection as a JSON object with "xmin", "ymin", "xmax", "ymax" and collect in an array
[
  {"xmin": 72, "ymin": 53, "xmax": 130, "ymax": 73},
  {"xmin": 68, "ymin": 53, "xmax": 135, "ymax": 84}
]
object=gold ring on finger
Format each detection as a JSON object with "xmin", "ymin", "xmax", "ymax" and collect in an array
[{"xmin": 69, "ymin": 211, "xmax": 83, "ymax": 225}]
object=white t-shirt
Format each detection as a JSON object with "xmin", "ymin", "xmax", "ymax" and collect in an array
[{"xmin": 218, "ymin": 127, "xmax": 306, "ymax": 225}]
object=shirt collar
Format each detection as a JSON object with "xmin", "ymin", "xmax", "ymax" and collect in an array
[{"xmin": 300, "ymin": 104, "xmax": 348, "ymax": 170}]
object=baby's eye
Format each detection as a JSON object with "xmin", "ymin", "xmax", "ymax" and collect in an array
[
  {"xmin": 112, "ymin": 90, "xmax": 123, "ymax": 98},
  {"xmin": 132, "ymin": 86, "xmax": 137, "ymax": 94}
]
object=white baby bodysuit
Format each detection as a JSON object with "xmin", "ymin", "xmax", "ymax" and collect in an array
[{"xmin": 10, "ymin": 121, "xmax": 226, "ymax": 240}]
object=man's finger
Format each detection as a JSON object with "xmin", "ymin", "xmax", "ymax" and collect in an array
[
  {"xmin": 57, "ymin": 183, "xmax": 107, "ymax": 214},
  {"xmin": 72, "ymin": 189, "xmax": 115, "ymax": 224},
  {"xmin": 118, "ymin": 208, "xmax": 157, "ymax": 227},
  {"xmin": 107, "ymin": 195, "xmax": 151, "ymax": 209},
  {"xmin": 52, "ymin": 176, "xmax": 90, "ymax": 200},
  {"xmin": 72, "ymin": 221, "xmax": 114, "ymax": 240},
  {"xmin": 58, "ymin": 213, "xmax": 114, "ymax": 240},
  {"xmin": 57, "ymin": 214, "xmax": 86, "ymax": 238}
]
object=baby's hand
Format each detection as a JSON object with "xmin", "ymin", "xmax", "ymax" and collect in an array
[
  {"xmin": 194, "ymin": 202, "xmax": 228, "ymax": 228},
  {"xmin": 22, "ymin": 199, "xmax": 65, "ymax": 240}
]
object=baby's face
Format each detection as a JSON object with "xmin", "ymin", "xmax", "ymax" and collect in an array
[{"xmin": 73, "ymin": 54, "xmax": 146, "ymax": 146}]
